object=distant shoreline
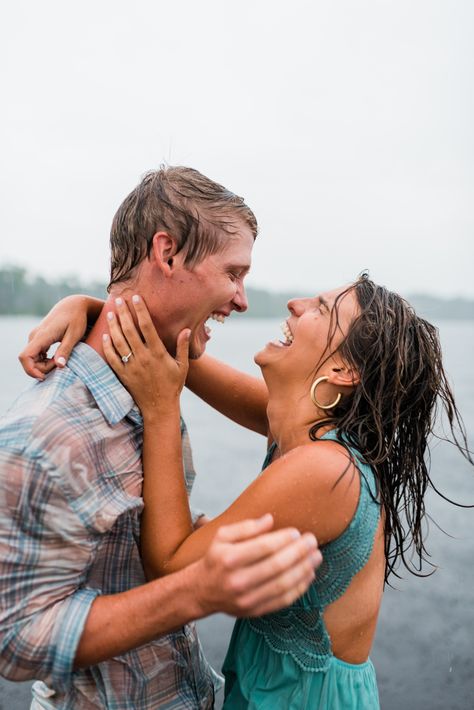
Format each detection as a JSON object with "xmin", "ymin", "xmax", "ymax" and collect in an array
[{"xmin": 1, "ymin": 265, "xmax": 473, "ymax": 320}]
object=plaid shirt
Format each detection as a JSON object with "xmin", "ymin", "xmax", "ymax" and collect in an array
[{"xmin": 0, "ymin": 342, "xmax": 219, "ymax": 709}]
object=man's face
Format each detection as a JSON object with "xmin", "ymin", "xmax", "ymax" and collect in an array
[{"xmin": 157, "ymin": 225, "xmax": 254, "ymax": 358}]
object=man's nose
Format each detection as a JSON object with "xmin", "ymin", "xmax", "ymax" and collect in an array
[{"xmin": 233, "ymin": 282, "xmax": 248, "ymax": 313}]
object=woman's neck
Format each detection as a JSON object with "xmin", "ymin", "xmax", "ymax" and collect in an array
[{"xmin": 266, "ymin": 393, "xmax": 333, "ymax": 454}]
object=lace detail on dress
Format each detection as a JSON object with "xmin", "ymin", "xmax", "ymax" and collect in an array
[
  {"xmin": 248, "ymin": 605, "xmax": 332, "ymax": 672},
  {"xmin": 246, "ymin": 431, "xmax": 380, "ymax": 673}
]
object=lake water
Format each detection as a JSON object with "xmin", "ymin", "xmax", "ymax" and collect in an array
[{"xmin": 1, "ymin": 316, "xmax": 474, "ymax": 710}]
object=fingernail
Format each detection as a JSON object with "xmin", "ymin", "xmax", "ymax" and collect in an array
[
  {"xmin": 290, "ymin": 529, "xmax": 301, "ymax": 540},
  {"xmin": 304, "ymin": 534, "xmax": 317, "ymax": 550},
  {"xmin": 310, "ymin": 551, "xmax": 321, "ymax": 566},
  {"xmin": 107, "ymin": 311, "xmax": 114, "ymax": 321},
  {"xmin": 103, "ymin": 333, "xmax": 109, "ymax": 342},
  {"xmin": 115, "ymin": 297, "xmax": 123, "ymax": 306},
  {"xmin": 57, "ymin": 356, "xmax": 66, "ymax": 367},
  {"xmin": 132, "ymin": 295, "xmax": 140, "ymax": 304}
]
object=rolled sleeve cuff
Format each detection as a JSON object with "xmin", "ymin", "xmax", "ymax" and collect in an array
[{"xmin": 50, "ymin": 587, "xmax": 101, "ymax": 691}]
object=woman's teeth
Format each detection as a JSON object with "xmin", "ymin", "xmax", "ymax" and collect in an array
[{"xmin": 280, "ymin": 321, "xmax": 294, "ymax": 345}]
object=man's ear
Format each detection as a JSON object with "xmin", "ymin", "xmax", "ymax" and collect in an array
[
  {"xmin": 327, "ymin": 365, "xmax": 361, "ymax": 388},
  {"xmin": 150, "ymin": 232, "xmax": 179, "ymax": 277}
]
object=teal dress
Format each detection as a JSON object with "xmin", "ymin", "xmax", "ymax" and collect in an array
[{"xmin": 222, "ymin": 431, "xmax": 381, "ymax": 709}]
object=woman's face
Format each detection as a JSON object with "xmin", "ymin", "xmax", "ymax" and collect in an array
[{"xmin": 255, "ymin": 285, "xmax": 359, "ymax": 377}]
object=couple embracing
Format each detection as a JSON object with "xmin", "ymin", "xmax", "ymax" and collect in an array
[{"xmin": 1, "ymin": 166, "xmax": 470, "ymax": 709}]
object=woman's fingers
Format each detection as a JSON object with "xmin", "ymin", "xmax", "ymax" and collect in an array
[
  {"xmin": 36, "ymin": 359, "xmax": 57, "ymax": 376},
  {"xmin": 53, "ymin": 325, "xmax": 84, "ymax": 368},
  {"xmin": 113, "ymin": 297, "xmax": 145, "ymax": 354},
  {"xmin": 19, "ymin": 332, "xmax": 56, "ymax": 379},
  {"xmin": 106, "ymin": 311, "xmax": 133, "ymax": 361},
  {"xmin": 102, "ymin": 333, "xmax": 123, "ymax": 374},
  {"xmin": 130, "ymin": 295, "xmax": 166, "ymax": 352},
  {"xmin": 18, "ymin": 351, "xmax": 53, "ymax": 380}
]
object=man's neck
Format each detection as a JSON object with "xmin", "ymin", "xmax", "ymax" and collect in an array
[{"xmin": 85, "ymin": 298, "xmax": 116, "ymax": 360}]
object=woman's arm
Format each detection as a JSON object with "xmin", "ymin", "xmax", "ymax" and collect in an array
[
  {"xmin": 104, "ymin": 297, "xmax": 359, "ymax": 579},
  {"xmin": 140, "ymin": 429, "xmax": 359, "ymax": 577},
  {"xmin": 186, "ymin": 354, "xmax": 269, "ymax": 436},
  {"xmin": 18, "ymin": 294, "xmax": 267, "ymax": 437},
  {"xmin": 19, "ymin": 295, "xmax": 105, "ymax": 378}
]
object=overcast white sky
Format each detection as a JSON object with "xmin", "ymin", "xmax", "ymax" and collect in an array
[{"xmin": 1, "ymin": 1, "xmax": 473, "ymax": 298}]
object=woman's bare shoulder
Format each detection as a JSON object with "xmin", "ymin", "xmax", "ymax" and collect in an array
[{"xmin": 261, "ymin": 441, "xmax": 362, "ymax": 543}]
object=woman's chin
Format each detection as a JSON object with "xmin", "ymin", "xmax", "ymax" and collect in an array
[{"xmin": 254, "ymin": 341, "xmax": 281, "ymax": 367}]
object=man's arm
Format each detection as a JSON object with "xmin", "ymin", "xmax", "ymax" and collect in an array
[
  {"xmin": 0, "ymin": 449, "xmax": 318, "ymax": 682},
  {"xmin": 75, "ymin": 516, "xmax": 319, "ymax": 668},
  {"xmin": 186, "ymin": 353, "xmax": 269, "ymax": 435}
]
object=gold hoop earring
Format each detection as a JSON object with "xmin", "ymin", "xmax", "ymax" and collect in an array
[{"xmin": 310, "ymin": 376, "xmax": 342, "ymax": 410}]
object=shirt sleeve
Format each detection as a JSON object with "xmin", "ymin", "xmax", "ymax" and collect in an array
[{"xmin": 0, "ymin": 448, "xmax": 104, "ymax": 690}]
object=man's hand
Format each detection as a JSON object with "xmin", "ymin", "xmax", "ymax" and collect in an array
[
  {"xmin": 194, "ymin": 514, "xmax": 322, "ymax": 618},
  {"xmin": 73, "ymin": 514, "xmax": 320, "ymax": 669}
]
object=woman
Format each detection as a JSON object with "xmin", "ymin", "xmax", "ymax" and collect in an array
[{"xmin": 20, "ymin": 275, "xmax": 471, "ymax": 709}]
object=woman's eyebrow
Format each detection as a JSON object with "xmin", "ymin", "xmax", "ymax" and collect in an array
[{"xmin": 318, "ymin": 295, "xmax": 330, "ymax": 312}]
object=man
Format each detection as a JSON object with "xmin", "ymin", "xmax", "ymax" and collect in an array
[{"xmin": 0, "ymin": 167, "xmax": 321, "ymax": 709}]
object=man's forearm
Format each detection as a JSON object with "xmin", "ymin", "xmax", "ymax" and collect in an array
[{"xmin": 74, "ymin": 563, "xmax": 201, "ymax": 669}]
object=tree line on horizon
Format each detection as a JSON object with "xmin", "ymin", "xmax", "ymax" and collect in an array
[{"xmin": 0, "ymin": 265, "xmax": 473, "ymax": 320}]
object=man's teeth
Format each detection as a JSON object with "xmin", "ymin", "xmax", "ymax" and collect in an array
[
  {"xmin": 280, "ymin": 321, "xmax": 294, "ymax": 345},
  {"xmin": 204, "ymin": 325, "xmax": 211, "ymax": 335},
  {"xmin": 210, "ymin": 313, "xmax": 226, "ymax": 324}
]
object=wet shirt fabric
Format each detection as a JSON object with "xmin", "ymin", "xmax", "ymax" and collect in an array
[
  {"xmin": 222, "ymin": 431, "xmax": 381, "ymax": 709},
  {"xmin": 0, "ymin": 342, "xmax": 219, "ymax": 709}
]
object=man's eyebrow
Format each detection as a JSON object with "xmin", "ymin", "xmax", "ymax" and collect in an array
[{"xmin": 226, "ymin": 263, "xmax": 251, "ymax": 273}]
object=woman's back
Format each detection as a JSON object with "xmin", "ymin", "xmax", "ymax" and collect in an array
[
  {"xmin": 324, "ymin": 515, "xmax": 385, "ymax": 663},
  {"xmin": 222, "ymin": 432, "xmax": 383, "ymax": 709}
]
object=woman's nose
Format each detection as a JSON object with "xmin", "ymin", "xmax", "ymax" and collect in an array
[{"xmin": 287, "ymin": 298, "xmax": 304, "ymax": 316}]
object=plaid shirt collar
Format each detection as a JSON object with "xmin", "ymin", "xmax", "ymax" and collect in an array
[{"xmin": 67, "ymin": 342, "xmax": 142, "ymax": 426}]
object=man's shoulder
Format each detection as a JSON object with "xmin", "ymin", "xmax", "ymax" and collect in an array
[
  {"xmin": 0, "ymin": 368, "xmax": 105, "ymax": 458},
  {"xmin": 0, "ymin": 368, "xmax": 143, "ymax": 521}
]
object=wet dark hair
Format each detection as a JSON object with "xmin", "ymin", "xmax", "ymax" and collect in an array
[{"xmin": 310, "ymin": 272, "xmax": 473, "ymax": 583}]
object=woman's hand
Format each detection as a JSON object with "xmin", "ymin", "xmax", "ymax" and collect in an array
[
  {"xmin": 18, "ymin": 295, "xmax": 104, "ymax": 379},
  {"xmin": 102, "ymin": 295, "xmax": 191, "ymax": 418}
]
